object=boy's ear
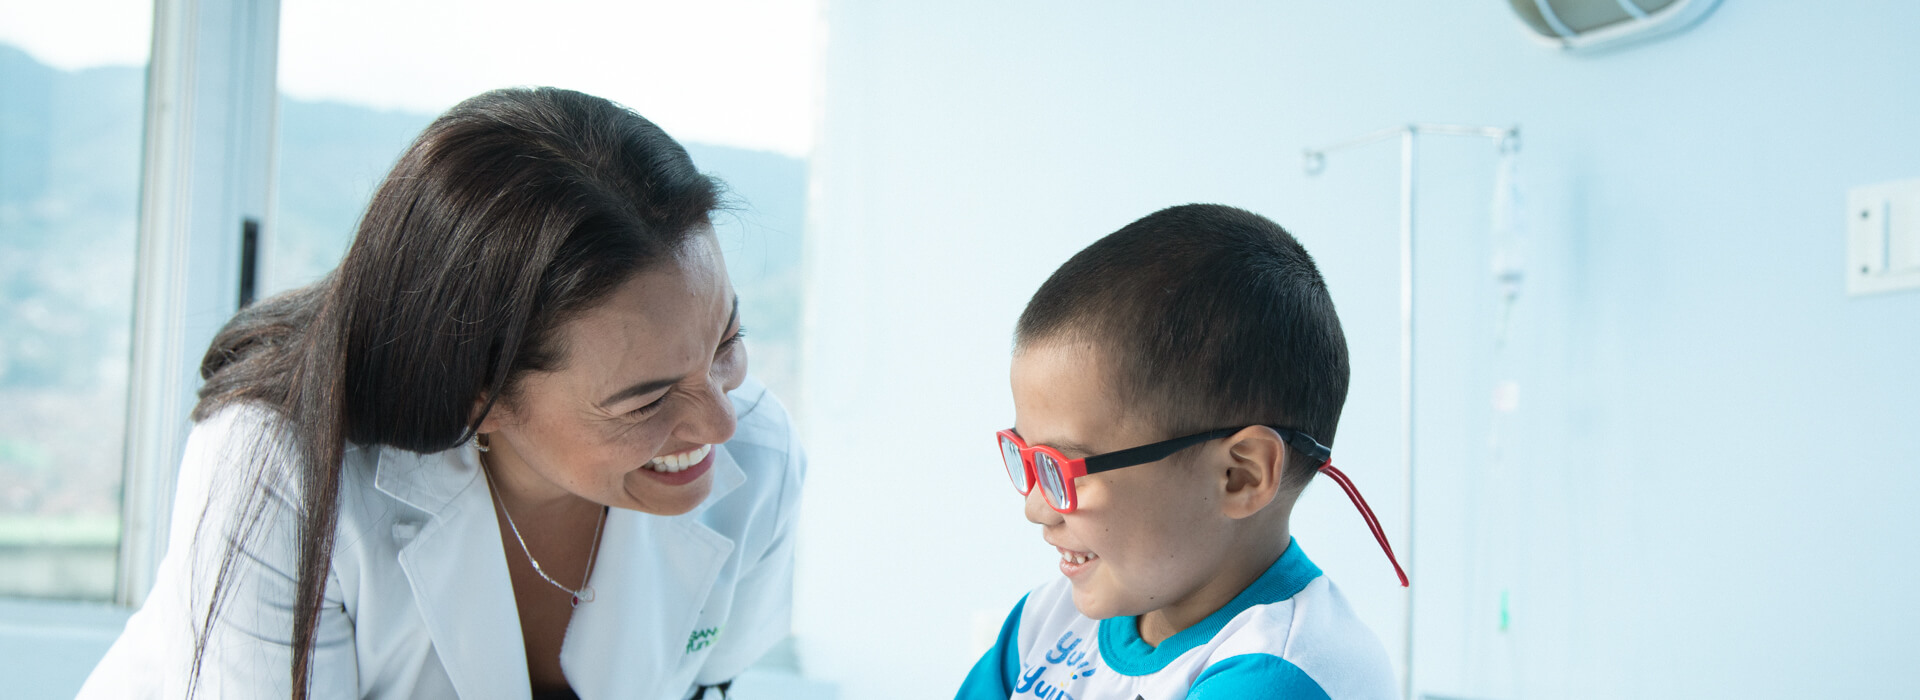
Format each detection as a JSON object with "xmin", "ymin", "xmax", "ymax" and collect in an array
[{"xmin": 1218, "ymin": 426, "xmax": 1290, "ymax": 520}]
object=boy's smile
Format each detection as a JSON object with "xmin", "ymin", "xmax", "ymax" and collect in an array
[
  {"xmin": 1011, "ymin": 339, "xmax": 1291, "ymax": 645},
  {"xmin": 1055, "ymin": 545, "xmax": 1100, "ymax": 580}
]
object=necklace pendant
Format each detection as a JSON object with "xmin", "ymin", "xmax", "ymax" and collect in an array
[{"xmin": 572, "ymin": 586, "xmax": 596, "ymax": 607}]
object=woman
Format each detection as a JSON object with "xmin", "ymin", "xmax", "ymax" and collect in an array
[{"xmin": 78, "ymin": 88, "xmax": 803, "ymax": 700}]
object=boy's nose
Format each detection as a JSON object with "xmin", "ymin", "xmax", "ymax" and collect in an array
[{"xmin": 1024, "ymin": 485, "xmax": 1063, "ymax": 525}]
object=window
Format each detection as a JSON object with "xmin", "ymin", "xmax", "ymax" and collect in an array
[
  {"xmin": 270, "ymin": 0, "xmax": 819, "ymax": 405},
  {"xmin": 1, "ymin": 1, "xmax": 824, "ymax": 693},
  {"xmin": 0, "ymin": 0, "xmax": 153, "ymax": 600}
]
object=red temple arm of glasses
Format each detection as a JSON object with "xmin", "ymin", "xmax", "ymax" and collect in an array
[{"xmin": 1317, "ymin": 461, "xmax": 1409, "ymax": 588}]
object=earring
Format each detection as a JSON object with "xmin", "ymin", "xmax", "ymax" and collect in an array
[{"xmin": 475, "ymin": 434, "xmax": 491, "ymax": 453}]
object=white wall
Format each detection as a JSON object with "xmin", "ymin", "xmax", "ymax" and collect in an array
[{"xmin": 794, "ymin": 3, "xmax": 1920, "ymax": 699}]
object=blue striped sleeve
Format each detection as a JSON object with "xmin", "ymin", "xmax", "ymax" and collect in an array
[
  {"xmin": 954, "ymin": 594, "xmax": 1027, "ymax": 700},
  {"xmin": 1187, "ymin": 653, "xmax": 1330, "ymax": 700}
]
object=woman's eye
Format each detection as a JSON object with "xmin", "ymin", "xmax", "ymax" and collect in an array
[
  {"xmin": 718, "ymin": 325, "xmax": 747, "ymax": 354},
  {"xmin": 629, "ymin": 394, "xmax": 669, "ymax": 417}
]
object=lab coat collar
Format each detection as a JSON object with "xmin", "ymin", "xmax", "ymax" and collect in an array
[
  {"xmin": 371, "ymin": 435, "xmax": 482, "ymax": 516},
  {"xmin": 378, "ymin": 443, "xmax": 529, "ymax": 699},
  {"xmin": 565, "ymin": 445, "xmax": 745, "ymax": 700},
  {"xmin": 372, "ymin": 432, "xmax": 750, "ymax": 700}
]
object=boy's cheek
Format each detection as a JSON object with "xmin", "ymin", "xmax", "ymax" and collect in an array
[
  {"xmin": 1067, "ymin": 575, "xmax": 1128, "ymax": 620},
  {"xmin": 1072, "ymin": 473, "xmax": 1136, "ymax": 514},
  {"xmin": 1072, "ymin": 568, "xmax": 1168, "ymax": 621}
]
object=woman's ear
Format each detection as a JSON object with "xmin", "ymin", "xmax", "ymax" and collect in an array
[
  {"xmin": 472, "ymin": 394, "xmax": 510, "ymax": 434},
  {"xmin": 1218, "ymin": 426, "xmax": 1290, "ymax": 520}
]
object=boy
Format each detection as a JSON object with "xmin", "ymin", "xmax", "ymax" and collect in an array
[{"xmin": 958, "ymin": 204, "xmax": 1406, "ymax": 700}]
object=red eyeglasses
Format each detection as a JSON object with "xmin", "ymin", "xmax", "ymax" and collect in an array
[{"xmin": 996, "ymin": 426, "xmax": 1409, "ymax": 587}]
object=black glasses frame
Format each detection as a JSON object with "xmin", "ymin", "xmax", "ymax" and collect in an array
[{"xmin": 1082, "ymin": 425, "xmax": 1333, "ymax": 475}]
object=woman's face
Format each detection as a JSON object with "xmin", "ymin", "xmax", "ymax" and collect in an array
[{"xmin": 479, "ymin": 229, "xmax": 747, "ymax": 515}]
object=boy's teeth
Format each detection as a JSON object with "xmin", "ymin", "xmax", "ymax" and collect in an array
[
  {"xmin": 1060, "ymin": 550, "xmax": 1096, "ymax": 565},
  {"xmin": 647, "ymin": 444, "xmax": 712, "ymax": 472}
]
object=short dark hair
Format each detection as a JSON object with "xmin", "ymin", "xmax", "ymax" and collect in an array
[{"xmin": 1015, "ymin": 204, "xmax": 1350, "ymax": 490}]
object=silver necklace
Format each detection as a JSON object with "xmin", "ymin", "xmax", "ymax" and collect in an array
[{"xmin": 480, "ymin": 450, "xmax": 607, "ymax": 607}]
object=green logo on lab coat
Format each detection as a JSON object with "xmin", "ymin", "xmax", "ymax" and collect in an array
[{"xmin": 686, "ymin": 626, "xmax": 722, "ymax": 653}]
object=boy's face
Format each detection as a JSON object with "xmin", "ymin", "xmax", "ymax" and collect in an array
[{"xmin": 1010, "ymin": 340, "xmax": 1246, "ymax": 626}]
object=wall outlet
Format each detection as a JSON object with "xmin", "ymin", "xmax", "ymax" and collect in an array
[{"xmin": 1847, "ymin": 179, "xmax": 1920, "ymax": 296}]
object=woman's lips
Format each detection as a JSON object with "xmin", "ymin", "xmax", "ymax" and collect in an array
[
  {"xmin": 640, "ymin": 444, "xmax": 715, "ymax": 486},
  {"xmin": 647, "ymin": 444, "xmax": 712, "ymax": 471}
]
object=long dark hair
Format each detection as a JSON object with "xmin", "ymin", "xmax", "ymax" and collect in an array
[{"xmin": 188, "ymin": 87, "xmax": 721, "ymax": 697}]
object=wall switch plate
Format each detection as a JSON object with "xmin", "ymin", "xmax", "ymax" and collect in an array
[{"xmin": 1848, "ymin": 179, "xmax": 1920, "ymax": 296}]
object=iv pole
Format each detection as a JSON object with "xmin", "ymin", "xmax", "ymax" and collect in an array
[{"xmin": 1302, "ymin": 123, "xmax": 1519, "ymax": 700}]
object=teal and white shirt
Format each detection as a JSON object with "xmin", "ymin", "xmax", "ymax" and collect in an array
[{"xmin": 956, "ymin": 540, "xmax": 1395, "ymax": 700}]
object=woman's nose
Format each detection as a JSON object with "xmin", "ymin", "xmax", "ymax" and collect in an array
[
  {"xmin": 679, "ymin": 378, "xmax": 738, "ymax": 446},
  {"xmin": 1024, "ymin": 483, "xmax": 1063, "ymax": 526}
]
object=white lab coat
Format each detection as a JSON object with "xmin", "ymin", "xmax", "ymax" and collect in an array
[{"xmin": 78, "ymin": 376, "xmax": 804, "ymax": 700}]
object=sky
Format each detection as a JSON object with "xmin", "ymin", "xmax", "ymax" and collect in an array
[{"xmin": 0, "ymin": 0, "xmax": 822, "ymax": 156}]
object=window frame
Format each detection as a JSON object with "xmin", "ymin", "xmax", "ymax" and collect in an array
[
  {"xmin": 113, "ymin": 0, "xmax": 282, "ymax": 607},
  {"xmin": 0, "ymin": 0, "xmax": 282, "ymax": 689}
]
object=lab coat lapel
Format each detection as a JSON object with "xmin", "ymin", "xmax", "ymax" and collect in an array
[
  {"xmin": 561, "ymin": 446, "xmax": 746, "ymax": 700},
  {"xmin": 377, "ymin": 444, "xmax": 532, "ymax": 699}
]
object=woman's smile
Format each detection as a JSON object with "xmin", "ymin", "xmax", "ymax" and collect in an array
[
  {"xmin": 637, "ymin": 444, "xmax": 716, "ymax": 486},
  {"xmin": 646, "ymin": 443, "xmax": 712, "ymax": 472}
]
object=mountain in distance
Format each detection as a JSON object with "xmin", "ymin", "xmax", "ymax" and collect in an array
[
  {"xmin": 1, "ymin": 39, "xmax": 807, "ymax": 403},
  {"xmin": 272, "ymin": 95, "xmax": 808, "ymax": 403},
  {"xmin": 0, "ymin": 44, "xmax": 144, "ymax": 567},
  {"xmin": 0, "ymin": 43, "xmax": 808, "ymax": 547}
]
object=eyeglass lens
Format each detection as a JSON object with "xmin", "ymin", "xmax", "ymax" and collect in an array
[
  {"xmin": 1034, "ymin": 452, "xmax": 1069, "ymax": 509},
  {"xmin": 999, "ymin": 436, "xmax": 1028, "ymax": 491}
]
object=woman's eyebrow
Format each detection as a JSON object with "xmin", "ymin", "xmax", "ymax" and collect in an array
[
  {"xmin": 599, "ymin": 297, "xmax": 739, "ymax": 409},
  {"xmin": 600, "ymin": 376, "xmax": 682, "ymax": 409}
]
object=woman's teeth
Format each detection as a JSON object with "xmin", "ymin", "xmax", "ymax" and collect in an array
[
  {"xmin": 647, "ymin": 444, "xmax": 712, "ymax": 473},
  {"xmin": 1060, "ymin": 550, "xmax": 1097, "ymax": 565}
]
